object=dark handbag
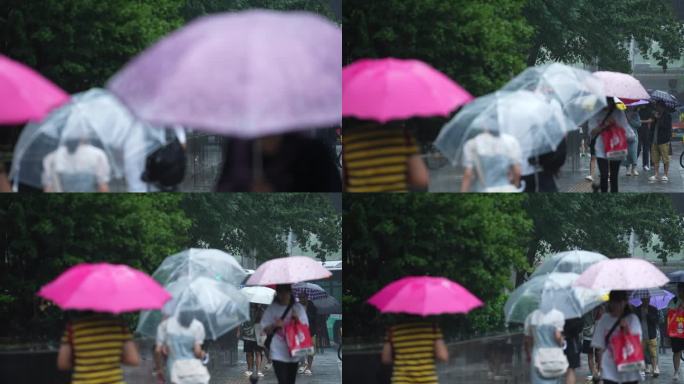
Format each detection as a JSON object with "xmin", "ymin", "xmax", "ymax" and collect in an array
[
  {"xmin": 264, "ymin": 299, "xmax": 295, "ymax": 351},
  {"xmin": 141, "ymin": 136, "xmax": 186, "ymax": 188}
]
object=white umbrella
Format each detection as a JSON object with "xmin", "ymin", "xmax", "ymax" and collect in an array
[
  {"xmin": 240, "ymin": 286, "xmax": 275, "ymax": 305},
  {"xmin": 531, "ymin": 250, "xmax": 608, "ymax": 277},
  {"xmin": 246, "ymin": 256, "xmax": 331, "ymax": 285}
]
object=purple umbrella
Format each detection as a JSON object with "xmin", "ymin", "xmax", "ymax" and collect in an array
[
  {"xmin": 108, "ymin": 10, "xmax": 341, "ymax": 138},
  {"xmin": 629, "ymin": 288, "xmax": 674, "ymax": 310}
]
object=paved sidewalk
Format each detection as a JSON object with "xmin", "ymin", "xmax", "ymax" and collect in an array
[{"xmin": 427, "ymin": 142, "xmax": 684, "ymax": 193}]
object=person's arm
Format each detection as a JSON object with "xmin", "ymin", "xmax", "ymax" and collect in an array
[
  {"xmin": 510, "ymin": 164, "xmax": 521, "ymax": 187},
  {"xmin": 193, "ymin": 343, "xmax": 206, "ymax": 359},
  {"xmin": 381, "ymin": 341, "xmax": 393, "ymax": 365},
  {"xmin": 121, "ymin": 340, "xmax": 141, "ymax": 366},
  {"xmin": 554, "ymin": 330, "xmax": 563, "ymax": 346},
  {"xmin": 407, "ymin": 154, "xmax": 429, "ymax": 190},
  {"xmin": 0, "ymin": 168, "xmax": 10, "ymax": 192},
  {"xmin": 434, "ymin": 339, "xmax": 449, "ymax": 362},
  {"xmin": 461, "ymin": 167, "xmax": 473, "ymax": 192},
  {"xmin": 57, "ymin": 344, "xmax": 73, "ymax": 370},
  {"xmin": 97, "ymin": 183, "xmax": 110, "ymax": 193},
  {"xmin": 523, "ymin": 335, "xmax": 533, "ymax": 362}
]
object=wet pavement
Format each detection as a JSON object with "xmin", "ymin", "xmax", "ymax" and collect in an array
[
  {"xmin": 427, "ymin": 141, "xmax": 684, "ymax": 193},
  {"xmin": 124, "ymin": 340, "xmax": 341, "ymax": 384}
]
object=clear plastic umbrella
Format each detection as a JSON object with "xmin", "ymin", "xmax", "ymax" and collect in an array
[
  {"xmin": 152, "ymin": 248, "xmax": 247, "ymax": 287},
  {"xmin": 504, "ymin": 272, "xmax": 607, "ymax": 324},
  {"xmin": 137, "ymin": 276, "xmax": 250, "ymax": 340},
  {"xmin": 240, "ymin": 286, "xmax": 275, "ymax": 305},
  {"xmin": 531, "ymin": 250, "xmax": 608, "ymax": 277},
  {"xmin": 435, "ymin": 90, "xmax": 572, "ymax": 166},
  {"xmin": 501, "ymin": 63, "xmax": 607, "ymax": 128},
  {"xmin": 9, "ymin": 88, "xmax": 166, "ymax": 192}
]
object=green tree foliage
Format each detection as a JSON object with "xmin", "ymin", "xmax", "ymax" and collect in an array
[
  {"xmin": 0, "ymin": 0, "xmax": 184, "ymax": 92},
  {"xmin": 181, "ymin": 0, "xmax": 338, "ymax": 22},
  {"xmin": 181, "ymin": 193, "xmax": 341, "ymax": 261},
  {"xmin": 344, "ymin": 194, "xmax": 532, "ymax": 341},
  {"xmin": 343, "ymin": 0, "xmax": 532, "ymax": 96},
  {"xmin": 523, "ymin": 194, "xmax": 684, "ymax": 273},
  {"xmin": 525, "ymin": 0, "xmax": 684, "ymax": 71}
]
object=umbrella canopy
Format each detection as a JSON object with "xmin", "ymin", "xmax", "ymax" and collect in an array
[
  {"xmin": 367, "ymin": 276, "xmax": 483, "ymax": 316},
  {"xmin": 501, "ymin": 63, "xmax": 607, "ymax": 127},
  {"xmin": 38, "ymin": 263, "xmax": 171, "ymax": 314},
  {"xmin": 152, "ymin": 248, "xmax": 247, "ymax": 287},
  {"xmin": 108, "ymin": 10, "xmax": 341, "ymax": 138},
  {"xmin": 435, "ymin": 90, "xmax": 571, "ymax": 166},
  {"xmin": 531, "ymin": 250, "xmax": 608, "ymax": 277},
  {"xmin": 669, "ymin": 271, "xmax": 684, "ymax": 283},
  {"xmin": 246, "ymin": 256, "xmax": 331, "ymax": 285},
  {"xmin": 0, "ymin": 55, "xmax": 70, "ymax": 124},
  {"xmin": 312, "ymin": 295, "xmax": 341, "ymax": 315},
  {"xmin": 629, "ymin": 288, "xmax": 674, "ymax": 310},
  {"xmin": 240, "ymin": 286, "xmax": 275, "ymax": 305},
  {"xmin": 504, "ymin": 272, "xmax": 606, "ymax": 324},
  {"xmin": 592, "ymin": 71, "xmax": 649, "ymax": 102},
  {"xmin": 650, "ymin": 90, "xmax": 679, "ymax": 111},
  {"xmin": 627, "ymin": 99, "xmax": 650, "ymax": 107},
  {"xmin": 9, "ymin": 88, "xmax": 166, "ymax": 192},
  {"xmin": 137, "ymin": 276, "xmax": 250, "ymax": 340},
  {"xmin": 342, "ymin": 58, "xmax": 473, "ymax": 123},
  {"xmin": 574, "ymin": 258, "xmax": 669, "ymax": 290},
  {"xmin": 293, "ymin": 282, "xmax": 329, "ymax": 300}
]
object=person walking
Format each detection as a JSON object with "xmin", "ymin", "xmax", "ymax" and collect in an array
[
  {"xmin": 460, "ymin": 129, "xmax": 522, "ymax": 192},
  {"xmin": 563, "ymin": 317, "xmax": 583, "ymax": 384},
  {"xmin": 649, "ymin": 101, "xmax": 673, "ymax": 182},
  {"xmin": 158, "ymin": 311, "xmax": 210, "ymax": 384},
  {"xmin": 638, "ymin": 105, "xmax": 654, "ymax": 172},
  {"xmin": 342, "ymin": 122, "xmax": 429, "ymax": 192},
  {"xmin": 57, "ymin": 311, "xmax": 141, "ymax": 384},
  {"xmin": 523, "ymin": 138, "xmax": 567, "ymax": 193},
  {"xmin": 588, "ymin": 99, "xmax": 633, "ymax": 193},
  {"xmin": 582, "ymin": 306, "xmax": 604, "ymax": 384},
  {"xmin": 635, "ymin": 294, "xmax": 659, "ymax": 377},
  {"xmin": 381, "ymin": 319, "xmax": 449, "ymax": 384},
  {"xmin": 42, "ymin": 139, "xmax": 111, "ymax": 192},
  {"xmin": 239, "ymin": 304, "xmax": 265, "ymax": 378},
  {"xmin": 524, "ymin": 308, "xmax": 566, "ymax": 384},
  {"xmin": 668, "ymin": 283, "xmax": 684, "ymax": 381},
  {"xmin": 590, "ymin": 290, "xmax": 642, "ymax": 384},
  {"xmin": 261, "ymin": 284, "xmax": 309, "ymax": 384},
  {"xmin": 624, "ymin": 109, "xmax": 641, "ymax": 176},
  {"xmin": 297, "ymin": 293, "xmax": 317, "ymax": 376}
]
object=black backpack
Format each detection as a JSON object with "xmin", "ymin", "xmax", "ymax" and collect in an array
[{"xmin": 141, "ymin": 136, "xmax": 186, "ymax": 188}]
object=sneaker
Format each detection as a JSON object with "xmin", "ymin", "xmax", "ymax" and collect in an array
[
  {"xmin": 244, "ymin": 371, "xmax": 253, "ymax": 377},
  {"xmin": 257, "ymin": 371, "xmax": 265, "ymax": 377},
  {"xmin": 649, "ymin": 175, "xmax": 659, "ymax": 181},
  {"xmin": 645, "ymin": 165, "xmax": 651, "ymax": 171},
  {"xmin": 304, "ymin": 369, "xmax": 312, "ymax": 376},
  {"xmin": 298, "ymin": 366, "xmax": 306, "ymax": 374},
  {"xmin": 585, "ymin": 175, "xmax": 593, "ymax": 182},
  {"xmin": 632, "ymin": 168, "xmax": 639, "ymax": 176},
  {"xmin": 263, "ymin": 363, "xmax": 272, "ymax": 371},
  {"xmin": 662, "ymin": 175, "xmax": 669, "ymax": 181}
]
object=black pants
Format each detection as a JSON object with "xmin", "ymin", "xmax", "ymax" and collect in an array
[
  {"xmin": 273, "ymin": 360, "xmax": 299, "ymax": 384},
  {"xmin": 637, "ymin": 126, "xmax": 651, "ymax": 167},
  {"xmin": 596, "ymin": 158, "xmax": 621, "ymax": 193},
  {"xmin": 522, "ymin": 173, "xmax": 558, "ymax": 192},
  {"xmin": 603, "ymin": 381, "xmax": 637, "ymax": 384}
]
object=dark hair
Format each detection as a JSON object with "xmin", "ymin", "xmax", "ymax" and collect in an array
[
  {"xmin": 65, "ymin": 139, "xmax": 80, "ymax": 154},
  {"xmin": 178, "ymin": 311, "xmax": 194, "ymax": 328},
  {"xmin": 276, "ymin": 284, "xmax": 292, "ymax": 293},
  {"xmin": 678, "ymin": 283, "xmax": 684, "ymax": 292},
  {"xmin": 609, "ymin": 290, "xmax": 629, "ymax": 302}
]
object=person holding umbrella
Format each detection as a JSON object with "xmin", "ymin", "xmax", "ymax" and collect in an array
[
  {"xmin": 667, "ymin": 283, "xmax": 684, "ymax": 381},
  {"xmin": 523, "ymin": 307, "xmax": 566, "ymax": 384},
  {"xmin": 634, "ymin": 292, "xmax": 660, "ymax": 377},
  {"xmin": 238, "ymin": 303, "xmax": 265, "ymax": 378},
  {"xmin": 157, "ymin": 310, "xmax": 210, "ymax": 384},
  {"xmin": 649, "ymin": 100, "xmax": 673, "ymax": 182},
  {"xmin": 261, "ymin": 284, "xmax": 309, "ymax": 384},
  {"xmin": 297, "ymin": 292, "xmax": 317, "ymax": 376},
  {"xmin": 588, "ymin": 98, "xmax": 633, "ymax": 193}
]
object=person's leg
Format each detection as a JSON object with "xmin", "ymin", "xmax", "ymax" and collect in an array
[
  {"xmin": 662, "ymin": 144, "xmax": 670, "ymax": 177},
  {"xmin": 246, "ymin": 350, "xmax": 254, "ymax": 373},
  {"xmin": 287, "ymin": 362, "xmax": 299, "ymax": 384},
  {"xmin": 565, "ymin": 368, "xmax": 576, "ymax": 384},
  {"xmin": 273, "ymin": 361, "xmax": 289, "ymax": 384},
  {"xmin": 255, "ymin": 348, "xmax": 262, "ymax": 374},
  {"xmin": 651, "ymin": 144, "xmax": 661, "ymax": 178},
  {"xmin": 597, "ymin": 158, "xmax": 609, "ymax": 192},
  {"xmin": 649, "ymin": 338, "xmax": 659, "ymax": 375},
  {"xmin": 609, "ymin": 160, "xmax": 620, "ymax": 192}
]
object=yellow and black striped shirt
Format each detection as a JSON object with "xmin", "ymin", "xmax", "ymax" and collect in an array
[
  {"xmin": 342, "ymin": 127, "xmax": 419, "ymax": 192},
  {"xmin": 386, "ymin": 322, "xmax": 443, "ymax": 384},
  {"xmin": 61, "ymin": 315, "xmax": 132, "ymax": 384}
]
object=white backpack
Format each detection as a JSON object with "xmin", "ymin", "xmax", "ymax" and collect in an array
[{"xmin": 533, "ymin": 347, "xmax": 569, "ymax": 379}]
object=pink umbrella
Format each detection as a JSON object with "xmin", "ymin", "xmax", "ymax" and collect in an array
[
  {"xmin": 245, "ymin": 256, "xmax": 331, "ymax": 285},
  {"xmin": 343, "ymin": 58, "xmax": 473, "ymax": 123},
  {"xmin": 367, "ymin": 276, "xmax": 483, "ymax": 316},
  {"xmin": 0, "ymin": 55, "xmax": 69, "ymax": 124},
  {"xmin": 593, "ymin": 71, "xmax": 649, "ymax": 103},
  {"xmin": 38, "ymin": 263, "xmax": 171, "ymax": 314},
  {"xmin": 573, "ymin": 258, "xmax": 669, "ymax": 291}
]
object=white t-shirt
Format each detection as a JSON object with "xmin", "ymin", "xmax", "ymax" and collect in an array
[
  {"xmin": 260, "ymin": 301, "xmax": 308, "ymax": 363},
  {"xmin": 160, "ymin": 317, "xmax": 206, "ymax": 345},
  {"xmin": 462, "ymin": 132, "xmax": 522, "ymax": 169},
  {"xmin": 524, "ymin": 308, "xmax": 565, "ymax": 336},
  {"xmin": 42, "ymin": 144, "xmax": 111, "ymax": 191},
  {"xmin": 591, "ymin": 312, "xmax": 641, "ymax": 383}
]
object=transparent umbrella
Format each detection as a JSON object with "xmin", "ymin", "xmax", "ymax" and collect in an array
[
  {"xmin": 9, "ymin": 88, "xmax": 166, "ymax": 192},
  {"xmin": 137, "ymin": 276, "xmax": 250, "ymax": 340},
  {"xmin": 501, "ymin": 63, "xmax": 607, "ymax": 128},
  {"xmin": 152, "ymin": 248, "xmax": 247, "ymax": 287},
  {"xmin": 435, "ymin": 90, "xmax": 572, "ymax": 166},
  {"xmin": 504, "ymin": 272, "xmax": 606, "ymax": 324},
  {"xmin": 531, "ymin": 250, "xmax": 608, "ymax": 277}
]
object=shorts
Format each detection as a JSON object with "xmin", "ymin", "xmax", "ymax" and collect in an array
[
  {"xmin": 652, "ymin": 143, "xmax": 670, "ymax": 165},
  {"xmin": 582, "ymin": 339, "xmax": 595, "ymax": 354},
  {"xmin": 564, "ymin": 335, "xmax": 581, "ymax": 369},
  {"xmin": 672, "ymin": 337, "xmax": 684, "ymax": 353},
  {"xmin": 243, "ymin": 339, "xmax": 263, "ymax": 353}
]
